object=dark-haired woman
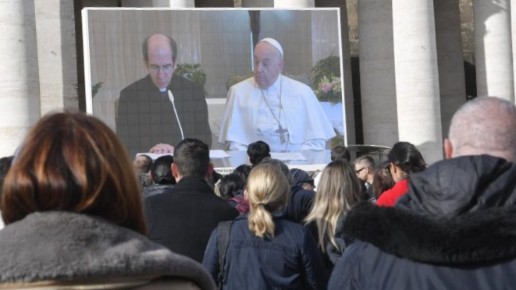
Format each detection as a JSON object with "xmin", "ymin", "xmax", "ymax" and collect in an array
[
  {"xmin": 376, "ymin": 141, "xmax": 426, "ymax": 207},
  {"xmin": 0, "ymin": 112, "xmax": 214, "ymax": 289}
]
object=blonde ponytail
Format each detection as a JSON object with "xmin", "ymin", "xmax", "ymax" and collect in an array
[
  {"xmin": 248, "ymin": 203, "xmax": 275, "ymax": 238},
  {"xmin": 245, "ymin": 163, "xmax": 290, "ymax": 239}
]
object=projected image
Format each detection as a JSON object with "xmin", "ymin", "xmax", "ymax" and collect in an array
[{"xmin": 83, "ymin": 8, "xmax": 345, "ymax": 169}]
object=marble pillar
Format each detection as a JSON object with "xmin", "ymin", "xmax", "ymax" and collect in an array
[
  {"xmin": 474, "ymin": 0, "xmax": 514, "ymax": 101},
  {"xmin": 358, "ymin": 0, "xmax": 398, "ymax": 147},
  {"xmin": 0, "ymin": 0, "xmax": 41, "ymax": 156},
  {"xmin": 392, "ymin": 0, "xmax": 443, "ymax": 163},
  {"xmin": 35, "ymin": 0, "xmax": 79, "ymax": 114}
]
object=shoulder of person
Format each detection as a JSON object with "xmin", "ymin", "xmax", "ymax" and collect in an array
[
  {"xmin": 171, "ymin": 75, "xmax": 203, "ymax": 91},
  {"xmin": 282, "ymin": 74, "xmax": 312, "ymax": 91},
  {"xmin": 120, "ymin": 75, "xmax": 154, "ymax": 95},
  {"xmin": 229, "ymin": 76, "xmax": 255, "ymax": 91}
]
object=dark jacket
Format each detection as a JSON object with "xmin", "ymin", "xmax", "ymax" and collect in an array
[
  {"xmin": 202, "ymin": 214, "xmax": 328, "ymax": 290},
  {"xmin": 143, "ymin": 184, "xmax": 174, "ymax": 199},
  {"xmin": 285, "ymin": 185, "xmax": 314, "ymax": 223},
  {"xmin": 0, "ymin": 211, "xmax": 215, "ymax": 290},
  {"xmin": 307, "ymin": 214, "xmax": 348, "ymax": 275},
  {"xmin": 329, "ymin": 155, "xmax": 516, "ymax": 290},
  {"xmin": 144, "ymin": 176, "xmax": 238, "ymax": 263},
  {"xmin": 116, "ymin": 75, "xmax": 212, "ymax": 157}
]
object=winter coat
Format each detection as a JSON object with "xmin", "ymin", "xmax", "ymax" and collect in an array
[
  {"xmin": 144, "ymin": 176, "xmax": 238, "ymax": 262},
  {"xmin": 202, "ymin": 214, "xmax": 328, "ymax": 290},
  {"xmin": 375, "ymin": 178, "xmax": 409, "ymax": 207},
  {"xmin": 0, "ymin": 211, "xmax": 215, "ymax": 289},
  {"xmin": 329, "ymin": 155, "xmax": 516, "ymax": 290},
  {"xmin": 143, "ymin": 183, "xmax": 174, "ymax": 199}
]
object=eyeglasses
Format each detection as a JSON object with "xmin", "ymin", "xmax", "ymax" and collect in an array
[
  {"xmin": 149, "ymin": 64, "xmax": 173, "ymax": 73},
  {"xmin": 355, "ymin": 167, "xmax": 366, "ymax": 174}
]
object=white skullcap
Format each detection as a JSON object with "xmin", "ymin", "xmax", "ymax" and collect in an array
[{"xmin": 259, "ymin": 38, "xmax": 283, "ymax": 57}]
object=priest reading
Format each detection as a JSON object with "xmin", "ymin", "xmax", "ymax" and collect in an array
[{"xmin": 218, "ymin": 38, "xmax": 336, "ymax": 152}]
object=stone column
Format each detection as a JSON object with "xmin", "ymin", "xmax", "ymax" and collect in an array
[
  {"xmin": 35, "ymin": 0, "xmax": 78, "ymax": 114},
  {"xmin": 338, "ymin": 1, "xmax": 355, "ymax": 145},
  {"xmin": 392, "ymin": 0, "xmax": 443, "ymax": 163},
  {"xmin": 0, "ymin": 0, "xmax": 41, "ymax": 156},
  {"xmin": 358, "ymin": 0, "xmax": 398, "ymax": 147},
  {"xmin": 474, "ymin": 0, "xmax": 514, "ymax": 101},
  {"xmin": 434, "ymin": 0, "xmax": 466, "ymax": 136}
]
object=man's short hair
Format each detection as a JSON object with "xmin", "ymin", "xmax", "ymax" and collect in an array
[
  {"xmin": 142, "ymin": 34, "xmax": 178, "ymax": 63},
  {"xmin": 174, "ymin": 138, "xmax": 210, "ymax": 178},
  {"xmin": 354, "ymin": 155, "xmax": 375, "ymax": 170},
  {"xmin": 331, "ymin": 145, "xmax": 351, "ymax": 162},
  {"xmin": 247, "ymin": 140, "xmax": 271, "ymax": 166},
  {"xmin": 448, "ymin": 96, "xmax": 516, "ymax": 161}
]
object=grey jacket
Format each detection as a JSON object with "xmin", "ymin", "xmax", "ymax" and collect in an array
[{"xmin": 0, "ymin": 211, "xmax": 215, "ymax": 290}]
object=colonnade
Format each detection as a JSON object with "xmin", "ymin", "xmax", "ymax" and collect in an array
[
  {"xmin": 0, "ymin": 0, "xmax": 514, "ymax": 163},
  {"xmin": 358, "ymin": 0, "xmax": 514, "ymax": 162}
]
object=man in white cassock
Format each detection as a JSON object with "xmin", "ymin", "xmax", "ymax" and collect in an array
[{"xmin": 218, "ymin": 38, "xmax": 336, "ymax": 152}]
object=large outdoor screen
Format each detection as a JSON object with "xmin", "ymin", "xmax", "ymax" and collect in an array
[{"xmin": 82, "ymin": 8, "xmax": 345, "ymax": 171}]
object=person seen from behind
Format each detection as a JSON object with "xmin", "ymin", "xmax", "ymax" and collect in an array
[
  {"xmin": 0, "ymin": 112, "xmax": 214, "ymax": 289},
  {"xmin": 143, "ymin": 155, "xmax": 175, "ymax": 199},
  {"xmin": 328, "ymin": 96, "xmax": 516, "ymax": 290},
  {"xmin": 375, "ymin": 141, "xmax": 426, "ymax": 206},
  {"xmin": 144, "ymin": 138, "xmax": 238, "ymax": 263},
  {"xmin": 202, "ymin": 163, "xmax": 327, "ymax": 289},
  {"xmin": 305, "ymin": 159, "xmax": 364, "ymax": 274},
  {"xmin": 219, "ymin": 173, "xmax": 249, "ymax": 215}
]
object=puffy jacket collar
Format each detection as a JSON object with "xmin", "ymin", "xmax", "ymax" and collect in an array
[
  {"xmin": 345, "ymin": 202, "xmax": 516, "ymax": 265},
  {"xmin": 344, "ymin": 155, "xmax": 516, "ymax": 265},
  {"xmin": 398, "ymin": 155, "xmax": 516, "ymax": 217}
]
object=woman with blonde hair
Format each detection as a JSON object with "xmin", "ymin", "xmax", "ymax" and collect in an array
[
  {"xmin": 305, "ymin": 159, "xmax": 364, "ymax": 273},
  {"xmin": 203, "ymin": 163, "xmax": 327, "ymax": 289},
  {"xmin": 0, "ymin": 112, "xmax": 214, "ymax": 289}
]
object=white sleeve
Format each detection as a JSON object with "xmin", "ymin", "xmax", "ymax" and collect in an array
[
  {"xmin": 300, "ymin": 139, "xmax": 326, "ymax": 151},
  {"xmin": 227, "ymin": 141, "xmax": 248, "ymax": 151}
]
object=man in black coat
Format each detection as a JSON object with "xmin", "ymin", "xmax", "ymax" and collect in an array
[
  {"xmin": 116, "ymin": 34, "xmax": 212, "ymax": 157},
  {"xmin": 329, "ymin": 97, "xmax": 516, "ymax": 289},
  {"xmin": 144, "ymin": 138, "xmax": 238, "ymax": 262}
]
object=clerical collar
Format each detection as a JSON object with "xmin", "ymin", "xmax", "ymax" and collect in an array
[{"xmin": 159, "ymin": 88, "xmax": 167, "ymax": 93}]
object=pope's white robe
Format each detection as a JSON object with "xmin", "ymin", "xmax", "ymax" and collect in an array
[{"xmin": 218, "ymin": 75, "xmax": 336, "ymax": 152}]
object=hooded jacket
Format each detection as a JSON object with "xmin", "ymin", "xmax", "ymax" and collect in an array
[{"xmin": 329, "ymin": 155, "xmax": 516, "ymax": 290}]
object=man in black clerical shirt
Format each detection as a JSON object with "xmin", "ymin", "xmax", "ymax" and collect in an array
[{"xmin": 116, "ymin": 33, "xmax": 212, "ymax": 157}]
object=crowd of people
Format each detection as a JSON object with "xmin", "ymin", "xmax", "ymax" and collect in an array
[
  {"xmin": 0, "ymin": 96, "xmax": 513, "ymax": 289},
  {"xmin": 0, "ymin": 31, "xmax": 515, "ymax": 289}
]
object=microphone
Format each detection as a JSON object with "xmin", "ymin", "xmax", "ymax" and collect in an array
[{"xmin": 168, "ymin": 90, "xmax": 184, "ymax": 140}]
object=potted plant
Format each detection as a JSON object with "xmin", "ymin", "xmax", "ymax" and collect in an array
[
  {"xmin": 310, "ymin": 55, "xmax": 342, "ymax": 103},
  {"xmin": 175, "ymin": 63, "xmax": 207, "ymax": 95}
]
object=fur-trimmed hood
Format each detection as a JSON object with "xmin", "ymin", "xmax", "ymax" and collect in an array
[
  {"xmin": 344, "ymin": 155, "xmax": 516, "ymax": 265},
  {"xmin": 0, "ymin": 211, "xmax": 215, "ymax": 289}
]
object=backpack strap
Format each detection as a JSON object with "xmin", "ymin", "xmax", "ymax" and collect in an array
[{"xmin": 216, "ymin": 220, "xmax": 233, "ymax": 287}]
